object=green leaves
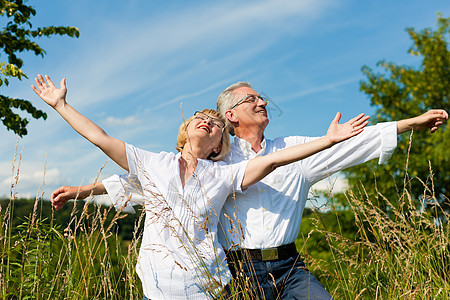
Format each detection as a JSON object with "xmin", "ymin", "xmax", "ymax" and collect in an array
[
  {"xmin": 0, "ymin": 0, "xmax": 37, "ymax": 24},
  {"xmin": 0, "ymin": 95, "xmax": 47, "ymax": 137},
  {"xmin": 0, "ymin": 0, "xmax": 80, "ymax": 136},
  {"xmin": 345, "ymin": 14, "xmax": 449, "ymax": 212}
]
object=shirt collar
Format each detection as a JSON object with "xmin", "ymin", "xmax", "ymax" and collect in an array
[{"xmin": 232, "ymin": 135, "xmax": 267, "ymax": 157}]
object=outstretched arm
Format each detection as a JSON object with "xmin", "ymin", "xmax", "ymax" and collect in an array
[
  {"xmin": 31, "ymin": 74, "xmax": 129, "ymax": 170},
  {"xmin": 241, "ymin": 112, "xmax": 370, "ymax": 189},
  {"xmin": 397, "ymin": 109, "xmax": 448, "ymax": 134},
  {"xmin": 51, "ymin": 183, "xmax": 107, "ymax": 210}
]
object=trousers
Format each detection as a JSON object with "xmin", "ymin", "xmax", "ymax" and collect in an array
[{"xmin": 227, "ymin": 252, "xmax": 332, "ymax": 300}]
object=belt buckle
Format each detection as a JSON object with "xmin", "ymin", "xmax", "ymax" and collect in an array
[{"xmin": 261, "ymin": 248, "xmax": 278, "ymax": 261}]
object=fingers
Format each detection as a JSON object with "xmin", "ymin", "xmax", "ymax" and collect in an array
[
  {"xmin": 52, "ymin": 193, "xmax": 69, "ymax": 210},
  {"xmin": 332, "ymin": 112, "xmax": 342, "ymax": 124},
  {"xmin": 353, "ymin": 119, "xmax": 369, "ymax": 132},
  {"xmin": 50, "ymin": 186, "xmax": 73, "ymax": 210},
  {"xmin": 32, "ymin": 74, "xmax": 62, "ymax": 91},
  {"xmin": 37, "ymin": 74, "xmax": 48, "ymax": 88},
  {"xmin": 430, "ymin": 119, "xmax": 445, "ymax": 133},
  {"xmin": 32, "ymin": 74, "xmax": 48, "ymax": 94},
  {"xmin": 425, "ymin": 110, "xmax": 448, "ymax": 125},
  {"xmin": 428, "ymin": 109, "xmax": 448, "ymax": 120},
  {"xmin": 44, "ymin": 74, "xmax": 55, "ymax": 88},
  {"xmin": 50, "ymin": 186, "xmax": 65, "ymax": 202},
  {"xmin": 31, "ymin": 84, "xmax": 40, "ymax": 95},
  {"xmin": 51, "ymin": 187, "xmax": 65, "ymax": 210},
  {"xmin": 424, "ymin": 109, "xmax": 448, "ymax": 133},
  {"xmin": 348, "ymin": 113, "xmax": 366, "ymax": 124},
  {"xmin": 349, "ymin": 127, "xmax": 365, "ymax": 137},
  {"xmin": 353, "ymin": 115, "xmax": 370, "ymax": 127},
  {"xmin": 346, "ymin": 113, "xmax": 370, "ymax": 134},
  {"xmin": 60, "ymin": 78, "xmax": 66, "ymax": 90}
]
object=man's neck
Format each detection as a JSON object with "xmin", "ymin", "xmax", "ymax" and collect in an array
[{"xmin": 235, "ymin": 129, "xmax": 264, "ymax": 153}]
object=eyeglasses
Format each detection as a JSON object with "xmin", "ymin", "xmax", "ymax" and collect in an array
[
  {"xmin": 230, "ymin": 94, "xmax": 269, "ymax": 110},
  {"xmin": 194, "ymin": 111, "xmax": 225, "ymax": 130}
]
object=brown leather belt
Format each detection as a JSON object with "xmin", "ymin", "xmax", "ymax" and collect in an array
[{"xmin": 226, "ymin": 243, "xmax": 298, "ymax": 262}]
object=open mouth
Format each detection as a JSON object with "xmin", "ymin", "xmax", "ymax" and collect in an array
[
  {"xmin": 256, "ymin": 109, "xmax": 267, "ymax": 116},
  {"xmin": 198, "ymin": 125, "xmax": 211, "ymax": 133}
]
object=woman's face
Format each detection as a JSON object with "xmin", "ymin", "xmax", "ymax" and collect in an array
[{"xmin": 186, "ymin": 111, "xmax": 224, "ymax": 155}]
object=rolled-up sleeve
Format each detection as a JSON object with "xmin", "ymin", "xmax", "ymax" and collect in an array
[
  {"xmin": 302, "ymin": 122, "xmax": 398, "ymax": 185},
  {"xmin": 378, "ymin": 122, "xmax": 397, "ymax": 164},
  {"xmin": 102, "ymin": 174, "xmax": 145, "ymax": 214},
  {"xmin": 232, "ymin": 160, "xmax": 250, "ymax": 193}
]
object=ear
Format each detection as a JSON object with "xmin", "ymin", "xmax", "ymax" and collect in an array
[
  {"xmin": 208, "ymin": 144, "xmax": 222, "ymax": 159},
  {"xmin": 225, "ymin": 110, "xmax": 238, "ymax": 123},
  {"xmin": 214, "ymin": 140, "xmax": 223, "ymax": 154}
]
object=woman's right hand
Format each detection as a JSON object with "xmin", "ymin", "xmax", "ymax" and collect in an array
[
  {"xmin": 31, "ymin": 74, "xmax": 67, "ymax": 110},
  {"xmin": 51, "ymin": 186, "xmax": 80, "ymax": 210}
]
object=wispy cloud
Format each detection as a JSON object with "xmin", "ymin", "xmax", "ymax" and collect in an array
[
  {"xmin": 282, "ymin": 77, "xmax": 360, "ymax": 102},
  {"xmin": 103, "ymin": 116, "xmax": 141, "ymax": 127},
  {"xmin": 154, "ymin": 77, "xmax": 241, "ymax": 110},
  {"xmin": 40, "ymin": 0, "xmax": 339, "ymax": 108}
]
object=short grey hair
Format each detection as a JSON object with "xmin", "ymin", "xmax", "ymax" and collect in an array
[{"xmin": 216, "ymin": 81, "xmax": 252, "ymax": 136}]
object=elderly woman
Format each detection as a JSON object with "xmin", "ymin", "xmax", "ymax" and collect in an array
[{"xmin": 32, "ymin": 74, "xmax": 368, "ymax": 299}]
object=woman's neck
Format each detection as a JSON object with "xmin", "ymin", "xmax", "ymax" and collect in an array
[
  {"xmin": 182, "ymin": 140, "xmax": 211, "ymax": 161},
  {"xmin": 180, "ymin": 151, "xmax": 198, "ymax": 169},
  {"xmin": 179, "ymin": 151, "xmax": 199, "ymax": 188}
]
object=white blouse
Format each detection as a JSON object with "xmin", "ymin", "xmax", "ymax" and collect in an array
[{"xmin": 103, "ymin": 143, "xmax": 248, "ymax": 300}]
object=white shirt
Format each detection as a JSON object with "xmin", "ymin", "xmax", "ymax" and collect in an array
[
  {"xmin": 217, "ymin": 122, "xmax": 397, "ymax": 250},
  {"xmin": 103, "ymin": 143, "xmax": 248, "ymax": 300}
]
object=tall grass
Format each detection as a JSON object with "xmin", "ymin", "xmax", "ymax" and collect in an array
[
  {"xmin": 300, "ymin": 168, "xmax": 450, "ymax": 299},
  {"xmin": 0, "ymin": 198, "xmax": 145, "ymax": 299},
  {"xmin": 1, "ymin": 142, "xmax": 144, "ymax": 299}
]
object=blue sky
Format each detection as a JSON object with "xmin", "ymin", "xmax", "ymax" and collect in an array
[{"xmin": 1, "ymin": 0, "xmax": 449, "ymax": 202}]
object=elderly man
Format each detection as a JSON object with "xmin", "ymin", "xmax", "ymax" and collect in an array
[{"xmin": 215, "ymin": 81, "xmax": 447, "ymax": 299}]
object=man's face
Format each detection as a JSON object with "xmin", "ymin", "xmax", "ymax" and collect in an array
[{"xmin": 230, "ymin": 87, "xmax": 269, "ymax": 132}]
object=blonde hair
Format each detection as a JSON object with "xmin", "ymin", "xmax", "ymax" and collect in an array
[
  {"xmin": 176, "ymin": 109, "xmax": 230, "ymax": 161},
  {"xmin": 216, "ymin": 81, "xmax": 252, "ymax": 136}
]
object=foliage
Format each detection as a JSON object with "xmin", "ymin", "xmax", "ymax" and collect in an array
[
  {"xmin": 0, "ymin": 198, "xmax": 141, "ymax": 241},
  {"xmin": 0, "ymin": 198, "xmax": 144, "ymax": 299},
  {"xmin": 299, "ymin": 171, "xmax": 450, "ymax": 299},
  {"xmin": 341, "ymin": 14, "xmax": 449, "ymax": 212},
  {"xmin": 0, "ymin": 0, "xmax": 79, "ymax": 136},
  {"xmin": 295, "ymin": 207, "xmax": 356, "ymax": 292}
]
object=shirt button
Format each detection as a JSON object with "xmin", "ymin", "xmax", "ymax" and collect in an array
[
  {"xmin": 266, "ymin": 227, "xmax": 270, "ymax": 231},
  {"xmin": 263, "ymin": 208, "xmax": 267, "ymax": 212},
  {"xmin": 260, "ymin": 189, "xmax": 264, "ymax": 193}
]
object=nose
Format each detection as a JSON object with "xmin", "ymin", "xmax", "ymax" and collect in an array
[
  {"xmin": 203, "ymin": 117, "xmax": 213, "ymax": 125},
  {"xmin": 257, "ymin": 97, "xmax": 267, "ymax": 108}
]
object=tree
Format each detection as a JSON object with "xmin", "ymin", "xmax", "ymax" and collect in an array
[
  {"xmin": 342, "ymin": 14, "xmax": 449, "ymax": 211},
  {"xmin": 0, "ymin": 0, "xmax": 79, "ymax": 136}
]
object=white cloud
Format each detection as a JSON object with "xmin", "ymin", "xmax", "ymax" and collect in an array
[
  {"xmin": 310, "ymin": 173, "xmax": 348, "ymax": 194},
  {"xmin": 103, "ymin": 116, "xmax": 141, "ymax": 126},
  {"xmin": 0, "ymin": 161, "xmax": 68, "ymax": 199},
  {"xmin": 306, "ymin": 173, "xmax": 349, "ymax": 209}
]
